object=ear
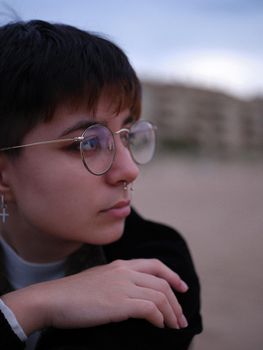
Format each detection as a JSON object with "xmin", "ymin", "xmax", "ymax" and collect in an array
[{"xmin": 0, "ymin": 153, "xmax": 14, "ymax": 202}]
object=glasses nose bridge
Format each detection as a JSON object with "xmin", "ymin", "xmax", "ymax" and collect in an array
[{"xmin": 114, "ymin": 128, "xmax": 130, "ymax": 147}]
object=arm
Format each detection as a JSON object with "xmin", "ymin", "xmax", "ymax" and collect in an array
[
  {"xmin": 1, "ymin": 258, "xmax": 189, "ymax": 337},
  {"xmin": 35, "ymin": 209, "xmax": 202, "ymax": 350}
]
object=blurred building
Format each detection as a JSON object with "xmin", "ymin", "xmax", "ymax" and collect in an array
[{"xmin": 142, "ymin": 81, "xmax": 263, "ymax": 158}]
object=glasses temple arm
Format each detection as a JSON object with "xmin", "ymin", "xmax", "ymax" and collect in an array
[{"xmin": 0, "ymin": 136, "xmax": 84, "ymax": 151}]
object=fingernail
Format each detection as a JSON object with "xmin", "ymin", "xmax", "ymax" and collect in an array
[
  {"xmin": 174, "ymin": 323, "xmax": 180, "ymax": 330},
  {"xmin": 179, "ymin": 314, "xmax": 188, "ymax": 328},
  {"xmin": 165, "ymin": 322, "xmax": 179, "ymax": 330},
  {"xmin": 180, "ymin": 281, "xmax": 189, "ymax": 292}
]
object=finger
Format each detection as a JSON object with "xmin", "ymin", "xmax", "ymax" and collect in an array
[
  {"xmin": 126, "ymin": 299, "xmax": 165, "ymax": 328},
  {"xmin": 132, "ymin": 271, "xmax": 188, "ymax": 328},
  {"xmin": 130, "ymin": 286, "xmax": 180, "ymax": 329},
  {"xmin": 114, "ymin": 259, "xmax": 189, "ymax": 293}
]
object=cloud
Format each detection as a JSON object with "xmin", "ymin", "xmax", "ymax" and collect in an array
[{"xmin": 137, "ymin": 49, "xmax": 263, "ymax": 97}]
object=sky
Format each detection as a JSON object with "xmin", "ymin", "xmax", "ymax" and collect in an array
[{"xmin": 1, "ymin": 0, "xmax": 263, "ymax": 98}]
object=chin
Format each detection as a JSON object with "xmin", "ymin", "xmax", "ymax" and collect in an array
[{"xmin": 89, "ymin": 220, "xmax": 125, "ymax": 246}]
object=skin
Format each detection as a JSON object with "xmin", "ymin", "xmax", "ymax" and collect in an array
[
  {"xmin": 0, "ymin": 97, "xmax": 188, "ymax": 336},
  {"xmin": 0, "ymin": 101, "xmax": 139, "ymax": 262}
]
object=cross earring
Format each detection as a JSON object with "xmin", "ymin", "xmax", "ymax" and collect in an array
[{"xmin": 0, "ymin": 194, "xmax": 9, "ymax": 224}]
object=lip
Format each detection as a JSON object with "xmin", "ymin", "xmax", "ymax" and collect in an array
[{"xmin": 101, "ymin": 200, "xmax": 131, "ymax": 219}]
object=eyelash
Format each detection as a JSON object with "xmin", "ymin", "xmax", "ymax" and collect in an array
[{"xmin": 63, "ymin": 122, "xmax": 133, "ymax": 152}]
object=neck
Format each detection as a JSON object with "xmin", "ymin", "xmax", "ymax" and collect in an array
[
  {"xmin": 0, "ymin": 236, "xmax": 66, "ymax": 289},
  {"xmin": 0, "ymin": 226, "xmax": 82, "ymax": 263}
]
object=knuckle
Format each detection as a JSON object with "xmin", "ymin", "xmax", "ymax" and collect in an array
[
  {"xmin": 159, "ymin": 278, "xmax": 170, "ymax": 292},
  {"xmin": 142, "ymin": 301, "xmax": 158, "ymax": 316},
  {"xmin": 111, "ymin": 259, "xmax": 125, "ymax": 268},
  {"xmin": 149, "ymin": 258, "xmax": 162, "ymax": 268},
  {"xmin": 110, "ymin": 260, "xmax": 131, "ymax": 276},
  {"xmin": 155, "ymin": 292, "xmax": 167, "ymax": 307}
]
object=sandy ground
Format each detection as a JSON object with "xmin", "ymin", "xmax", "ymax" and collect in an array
[{"xmin": 132, "ymin": 155, "xmax": 263, "ymax": 350}]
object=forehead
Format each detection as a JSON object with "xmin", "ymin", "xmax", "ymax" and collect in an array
[
  {"xmin": 54, "ymin": 97, "xmax": 132, "ymax": 129},
  {"xmin": 23, "ymin": 97, "xmax": 131, "ymax": 141}
]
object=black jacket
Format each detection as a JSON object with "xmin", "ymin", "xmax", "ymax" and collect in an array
[{"xmin": 0, "ymin": 208, "xmax": 202, "ymax": 349}]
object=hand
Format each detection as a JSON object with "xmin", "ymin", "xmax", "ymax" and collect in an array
[{"xmin": 2, "ymin": 259, "xmax": 189, "ymax": 335}]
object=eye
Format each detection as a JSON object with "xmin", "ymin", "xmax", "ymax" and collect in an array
[{"xmin": 81, "ymin": 136, "xmax": 100, "ymax": 152}]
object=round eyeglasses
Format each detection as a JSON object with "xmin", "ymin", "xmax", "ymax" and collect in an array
[{"xmin": 0, "ymin": 120, "xmax": 157, "ymax": 175}]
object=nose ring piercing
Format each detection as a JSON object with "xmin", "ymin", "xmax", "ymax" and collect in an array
[
  {"xmin": 123, "ymin": 182, "xmax": 134, "ymax": 191},
  {"xmin": 123, "ymin": 181, "xmax": 128, "ymax": 191}
]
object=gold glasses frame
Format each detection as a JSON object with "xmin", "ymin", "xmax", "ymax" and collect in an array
[{"xmin": 0, "ymin": 120, "xmax": 157, "ymax": 175}]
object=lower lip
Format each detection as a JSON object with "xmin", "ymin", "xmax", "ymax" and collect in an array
[{"xmin": 102, "ymin": 205, "xmax": 131, "ymax": 219}]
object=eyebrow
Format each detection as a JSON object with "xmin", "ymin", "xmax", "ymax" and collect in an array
[
  {"xmin": 60, "ymin": 120, "xmax": 98, "ymax": 138},
  {"xmin": 60, "ymin": 115, "xmax": 134, "ymax": 138}
]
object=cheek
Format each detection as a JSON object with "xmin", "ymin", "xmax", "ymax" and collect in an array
[
  {"xmin": 9, "ymin": 154, "xmax": 125, "ymax": 245},
  {"xmin": 10, "ymin": 156, "xmax": 101, "ymax": 234}
]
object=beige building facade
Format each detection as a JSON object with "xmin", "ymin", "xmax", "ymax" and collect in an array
[{"xmin": 142, "ymin": 81, "xmax": 263, "ymax": 158}]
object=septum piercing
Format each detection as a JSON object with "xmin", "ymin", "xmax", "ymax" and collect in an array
[{"xmin": 123, "ymin": 182, "xmax": 134, "ymax": 191}]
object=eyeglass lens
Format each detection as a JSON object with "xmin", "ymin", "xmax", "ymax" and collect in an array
[
  {"xmin": 80, "ymin": 121, "xmax": 156, "ymax": 175},
  {"xmin": 129, "ymin": 121, "xmax": 156, "ymax": 165}
]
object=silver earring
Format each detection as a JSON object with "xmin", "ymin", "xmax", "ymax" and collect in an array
[
  {"xmin": 123, "ymin": 181, "xmax": 128, "ymax": 191},
  {"xmin": 123, "ymin": 182, "xmax": 134, "ymax": 191},
  {"xmin": 0, "ymin": 194, "xmax": 9, "ymax": 224}
]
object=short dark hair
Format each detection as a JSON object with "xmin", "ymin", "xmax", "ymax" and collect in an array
[{"xmin": 0, "ymin": 20, "xmax": 141, "ymax": 153}]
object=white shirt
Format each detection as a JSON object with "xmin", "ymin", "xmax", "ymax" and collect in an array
[{"xmin": 0, "ymin": 236, "xmax": 66, "ymax": 350}]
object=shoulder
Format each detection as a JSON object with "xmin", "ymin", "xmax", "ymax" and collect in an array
[
  {"xmin": 126, "ymin": 206, "xmax": 183, "ymax": 238},
  {"xmin": 104, "ymin": 208, "xmax": 200, "ymax": 293},
  {"xmin": 104, "ymin": 207, "xmax": 203, "ymax": 337},
  {"xmin": 36, "ymin": 209, "xmax": 202, "ymax": 349},
  {"xmin": 104, "ymin": 207, "xmax": 194, "ymax": 266}
]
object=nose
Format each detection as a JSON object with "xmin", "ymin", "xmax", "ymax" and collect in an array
[{"xmin": 104, "ymin": 136, "xmax": 139, "ymax": 187}]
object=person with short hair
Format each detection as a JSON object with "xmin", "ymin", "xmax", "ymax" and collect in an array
[{"xmin": 0, "ymin": 20, "xmax": 202, "ymax": 350}]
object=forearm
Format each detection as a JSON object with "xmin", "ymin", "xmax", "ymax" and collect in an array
[
  {"xmin": 0, "ymin": 298, "xmax": 27, "ymax": 340},
  {"xmin": 1, "ymin": 258, "xmax": 189, "ymax": 340},
  {"xmin": 1, "ymin": 284, "xmax": 48, "ymax": 336}
]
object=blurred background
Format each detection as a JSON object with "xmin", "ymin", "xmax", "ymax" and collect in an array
[{"xmin": 1, "ymin": 1, "xmax": 263, "ymax": 348}]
